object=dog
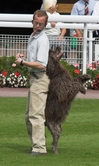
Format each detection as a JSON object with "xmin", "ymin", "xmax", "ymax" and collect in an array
[{"xmin": 45, "ymin": 46, "xmax": 90, "ymax": 154}]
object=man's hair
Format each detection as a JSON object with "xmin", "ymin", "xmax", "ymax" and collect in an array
[{"xmin": 33, "ymin": 10, "xmax": 48, "ymax": 25}]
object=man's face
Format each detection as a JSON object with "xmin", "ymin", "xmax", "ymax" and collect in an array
[{"xmin": 32, "ymin": 15, "xmax": 46, "ymax": 34}]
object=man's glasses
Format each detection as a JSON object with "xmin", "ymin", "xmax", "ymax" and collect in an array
[{"xmin": 31, "ymin": 20, "xmax": 45, "ymax": 27}]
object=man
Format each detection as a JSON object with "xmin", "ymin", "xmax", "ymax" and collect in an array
[
  {"xmin": 70, "ymin": 0, "xmax": 96, "ymax": 67},
  {"xmin": 92, "ymin": 1, "xmax": 99, "ymax": 37},
  {"xmin": 71, "ymin": 0, "xmax": 96, "ymax": 38},
  {"xmin": 15, "ymin": 10, "xmax": 50, "ymax": 156}
]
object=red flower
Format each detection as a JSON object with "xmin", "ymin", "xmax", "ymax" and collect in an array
[
  {"xmin": 15, "ymin": 72, "xmax": 20, "ymax": 77},
  {"xmin": 93, "ymin": 82, "xmax": 97, "ymax": 86},
  {"xmin": 93, "ymin": 81, "xmax": 99, "ymax": 90},
  {"xmin": 2, "ymin": 71, "xmax": 7, "ymax": 76},
  {"xmin": 74, "ymin": 69, "xmax": 80, "ymax": 75},
  {"xmin": 92, "ymin": 65, "xmax": 96, "ymax": 69},
  {"xmin": 96, "ymin": 74, "xmax": 99, "ymax": 79}
]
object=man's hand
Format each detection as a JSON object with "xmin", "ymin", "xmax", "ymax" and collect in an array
[
  {"xmin": 75, "ymin": 30, "xmax": 83, "ymax": 40},
  {"xmin": 57, "ymin": 35, "xmax": 63, "ymax": 41},
  {"xmin": 15, "ymin": 58, "xmax": 22, "ymax": 65},
  {"xmin": 16, "ymin": 53, "xmax": 24, "ymax": 59},
  {"xmin": 50, "ymin": 22, "xmax": 56, "ymax": 28}
]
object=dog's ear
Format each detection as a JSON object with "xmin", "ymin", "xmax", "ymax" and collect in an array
[
  {"xmin": 51, "ymin": 45, "xmax": 54, "ymax": 50},
  {"xmin": 55, "ymin": 46, "xmax": 61, "ymax": 54},
  {"xmin": 49, "ymin": 49, "xmax": 51, "ymax": 53}
]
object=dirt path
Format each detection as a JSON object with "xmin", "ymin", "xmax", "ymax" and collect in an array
[{"xmin": 0, "ymin": 88, "xmax": 99, "ymax": 99}]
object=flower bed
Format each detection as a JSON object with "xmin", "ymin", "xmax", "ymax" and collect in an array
[
  {"xmin": 60, "ymin": 60, "xmax": 99, "ymax": 90},
  {"xmin": 0, "ymin": 56, "xmax": 29, "ymax": 88},
  {"xmin": 0, "ymin": 56, "xmax": 99, "ymax": 89},
  {"xmin": 0, "ymin": 71, "xmax": 29, "ymax": 88}
]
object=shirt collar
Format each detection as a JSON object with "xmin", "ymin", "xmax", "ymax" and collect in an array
[
  {"xmin": 32, "ymin": 29, "xmax": 45, "ymax": 39},
  {"xmin": 80, "ymin": 0, "xmax": 89, "ymax": 4}
]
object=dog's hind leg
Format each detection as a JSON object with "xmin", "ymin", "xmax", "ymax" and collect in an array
[{"xmin": 47, "ymin": 122, "xmax": 62, "ymax": 154}]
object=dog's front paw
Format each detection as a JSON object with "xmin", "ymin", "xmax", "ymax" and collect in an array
[{"xmin": 80, "ymin": 87, "xmax": 86, "ymax": 94}]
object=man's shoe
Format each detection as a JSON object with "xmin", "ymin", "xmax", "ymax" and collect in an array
[{"xmin": 31, "ymin": 151, "xmax": 47, "ymax": 156}]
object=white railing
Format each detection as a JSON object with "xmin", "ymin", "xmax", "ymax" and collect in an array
[{"xmin": 0, "ymin": 14, "xmax": 99, "ymax": 73}]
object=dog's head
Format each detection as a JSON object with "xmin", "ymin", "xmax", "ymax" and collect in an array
[
  {"xmin": 46, "ymin": 46, "xmax": 64, "ymax": 78},
  {"xmin": 49, "ymin": 46, "xmax": 64, "ymax": 61}
]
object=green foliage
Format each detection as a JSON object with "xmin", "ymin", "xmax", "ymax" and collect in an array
[
  {"xmin": 87, "ymin": 68, "xmax": 99, "ymax": 80},
  {"xmin": 0, "ymin": 56, "xmax": 28, "ymax": 76},
  {"xmin": 60, "ymin": 60, "xmax": 99, "ymax": 80},
  {"xmin": 0, "ymin": 56, "xmax": 99, "ymax": 88},
  {"xmin": 0, "ymin": 56, "xmax": 30, "ymax": 87},
  {"xmin": 60, "ymin": 60, "xmax": 76, "ymax": 77}
]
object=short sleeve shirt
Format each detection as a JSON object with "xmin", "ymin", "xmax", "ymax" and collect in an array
[{"xmin": 27, "ymin": 29, "xmax": 49, "ymax": 72}]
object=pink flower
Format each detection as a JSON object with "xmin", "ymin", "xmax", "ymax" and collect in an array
[
  {"xmin": 87, "ymin": 63, "xmax": 92, "ymax": 67},
  {"xmin": 92, "ymin": 60, "xmax": 97, "ymax": 63},
  {"xmin": 12, "ymin": 63, "xmax": 16, "ymax": 67},
  {"xmin": 73, "ymin": 64, "xmax": 79, "ymax": 68}
]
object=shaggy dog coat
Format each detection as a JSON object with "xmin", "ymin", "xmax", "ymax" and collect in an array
[{"xmin": 45, "ymin": 47, "xmax": 90, "ymax": 154}]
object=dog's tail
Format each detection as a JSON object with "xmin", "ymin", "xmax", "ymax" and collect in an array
[{"xmin": 73, "ymin": 74, "xmax": 91, "ymax": 84}]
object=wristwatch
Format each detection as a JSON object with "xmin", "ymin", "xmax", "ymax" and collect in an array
[{"xmin": 20, "ymin": 60, "xmax": 24, "ymax": 66}]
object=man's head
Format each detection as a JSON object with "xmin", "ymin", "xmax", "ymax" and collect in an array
[{"xmin": 32, "ymin": 10, "xmax": 48, "ymax": 34}]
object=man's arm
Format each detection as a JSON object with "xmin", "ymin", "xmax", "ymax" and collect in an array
[
  {"xmin": 15, "ymin": 57, "xmax": 46, "ymax": 69},
  {"xmin": 71, "ymin": 3, "xmax": 83, "ymax": 38}
]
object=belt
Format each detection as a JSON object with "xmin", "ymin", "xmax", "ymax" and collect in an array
[{"xmin": 30, "ymin": 71, "xmax": 46, "ymax": 79}]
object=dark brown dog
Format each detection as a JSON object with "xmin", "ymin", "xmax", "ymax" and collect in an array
[{"xmin": 45, "ymin": 47, "xmax": 90, "ymax": 154}]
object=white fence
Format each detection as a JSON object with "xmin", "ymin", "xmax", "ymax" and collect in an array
[
  {"xmin": 1, "ymin": 14, "xmax": 99, "ymax": 73},
  {"xmin": 0, "ymin": 34, "xmax": 99, "ymax": 67},
  {"xmin": 0, "ymin": 35, "xmax": 29, "ymax": 57}
]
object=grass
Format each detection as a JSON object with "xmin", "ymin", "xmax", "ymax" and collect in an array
[{"xmin": 0, "ymin": 97, "xmax": 99, "ymax": 166}]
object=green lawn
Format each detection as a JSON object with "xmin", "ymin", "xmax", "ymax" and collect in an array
[{"xmin": 0, "ymin": 97, "xmax": 99, "ymax": 166}]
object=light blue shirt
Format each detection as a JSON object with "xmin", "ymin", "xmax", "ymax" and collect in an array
[
  {"xmin": 71, "ymin": 0, "xmax": 96, "ymax": 16},
  {"xmin": 27, "ymin": 29, "xmax": 49, "ymax": 72},
  {"xmin": 70, "ymin": 0, "xmax": 96, "ymax": 36}
]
